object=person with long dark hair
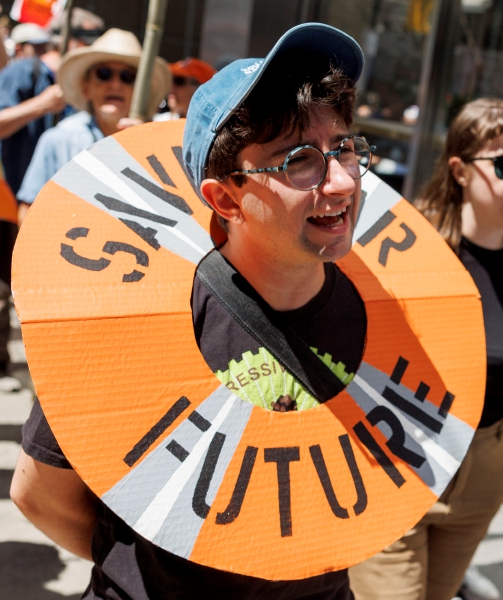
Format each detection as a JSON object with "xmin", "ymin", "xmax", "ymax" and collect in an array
[{"xmin": 349, "ymin": 97, "xmax": 503, "ymax": 600}]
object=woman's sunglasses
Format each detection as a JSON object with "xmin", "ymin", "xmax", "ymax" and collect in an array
[
  {"xmin": 92, "ymin": 66, "xmax": 137, "ymax": 86},
  {"xmin": 466, "ymin": 155, "xmax": 503, "ymax": 180}
]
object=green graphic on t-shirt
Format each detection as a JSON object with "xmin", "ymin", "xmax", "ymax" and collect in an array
[{"xmin": 215, "ymin": 347, "xmax": 354, "ymax": 411}]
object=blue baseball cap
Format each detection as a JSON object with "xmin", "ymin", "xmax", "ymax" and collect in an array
[{"xmin": 183, "ymin": 22, "xmax": 364, "ymax": 194}]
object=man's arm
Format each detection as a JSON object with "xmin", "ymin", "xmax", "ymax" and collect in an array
[
  {"xmin": 0, "ymin": 84, "xmax": 65, "ymax": 140},
  {"xmin": 10, "ymin": 449, "xmax": 99, "ymax": 560}
]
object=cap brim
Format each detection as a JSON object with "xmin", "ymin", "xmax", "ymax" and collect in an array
[{"xmin": 218, "ymin": 22, "xmax": 364, "ymax": 131}]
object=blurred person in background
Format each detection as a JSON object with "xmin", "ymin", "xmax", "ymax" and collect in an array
[
  {"xmin": 50, "ymin": 7, "xmax": 104, "ymax": 51},
  {"xmin": 16, "ymin": 28, "xmax": 170, "ymax": 221},
  {"xmin": 0, "ymin": 171, "xmax": 20, "ymax": 391},
  {"xmin": 10, "ymin": 22, "xmax": 52, "ymax": 59},
  {"xmin": 155, "ymin": 56, "xmax": 215, "ymax": 120},
  {"xmin": 0, "ymin": 6, "xmax": 7, "ymax": 70},
  {"xmin": 349, "ymin": 97, "xmax": 503, "ymax": 600},
  {"xmin": 0, "ymin": 22, "xmax": 65, "ymax": 198}
]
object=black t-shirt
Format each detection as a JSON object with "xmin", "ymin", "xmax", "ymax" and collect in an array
[
  {"xmin": 22, "ymin": 260, "xmax": 366, "ymax": 599},
  {"xmin": 193, "ymin": 262, "xmax": 366, "ymax": 411},
  {"xmin": 459, "ymin": 238, "xmax": 503, "ymax": 428}
]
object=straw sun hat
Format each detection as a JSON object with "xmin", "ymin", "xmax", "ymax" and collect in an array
[{"xmin": 58, "ymin": 28, "xmax": 171, "ymax": 117}]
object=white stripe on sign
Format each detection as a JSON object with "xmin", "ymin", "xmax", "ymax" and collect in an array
[
  {"xmin": 360, "ymin": 169, "xmax": 381, "ymax": 198},
  {"xmin": 134, "ymin": 393, "xmax": 237, "ymax": 540},
  {"xmin": 353, "ymin": 375, "xmax": 462, "ymax": 477},
  {"xmin": 73, "ymin": 151, "xmax": 206, "ymax": 256}
]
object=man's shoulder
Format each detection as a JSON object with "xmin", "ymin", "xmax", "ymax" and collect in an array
[
  {"xmin": 39, "ymin": 112, "xmax": 92, "ymax": 144},
  {"xmin": 0, "ymin": 57, "xmax": 39, "ymax": 82},
  {"xmin": 0, "ymin": 58, "xmax": 50, "ymax": 108},
  {"xmin": 56, "ymin": 110, "xmax": 93, "ymax": 130}
]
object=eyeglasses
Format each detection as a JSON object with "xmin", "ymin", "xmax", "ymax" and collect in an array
[
  {"xmin": 230, "ymin": 136, "xmax": 375, "ymax": 191},
  {"xmin": 92, "ymin": 66, "xmax": 137, "ymax": 86},
  {"xmin": 466, "ymin": 155, "xmax": 503, "ymax": 180},
  {"xmin": 172, "ymin": 75, "xmax": 199, "ymax": 87}
]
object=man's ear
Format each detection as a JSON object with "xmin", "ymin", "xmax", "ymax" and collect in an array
[
  {"xmin": 200, "ymin": 179, "xmax": 244, "ymax": 224},
  {"xmin": 449, "ymin": 156, "xmax": 468, "ymax": 186}
]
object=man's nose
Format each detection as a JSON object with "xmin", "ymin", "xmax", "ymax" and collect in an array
[
  {"xmin": 320, "ymin": 155, "xmax": 356, "ymax": 196},
  {"xmin": 109, "ymin": 73, "xmax": 124, "ymax": 88}
]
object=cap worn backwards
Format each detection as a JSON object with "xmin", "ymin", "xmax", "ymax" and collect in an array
[{"xmin": 182, "ymin": 22, "xmax": 364, "ymax": 197}]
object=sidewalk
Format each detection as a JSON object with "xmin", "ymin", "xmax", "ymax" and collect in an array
[{"xmin": 0, "ymin": 306, "xmax": 92, "ymax": 599}]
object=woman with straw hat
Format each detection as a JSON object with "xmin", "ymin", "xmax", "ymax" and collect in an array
[{"xmin": 17, "ymin": 28, "xmax": 170, "ymax": 218}]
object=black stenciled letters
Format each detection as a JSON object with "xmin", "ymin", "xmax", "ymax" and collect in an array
[
  {"xmin": 365, "ymin": 406, "xmax": 426, "ymax": 468},
  {"xmin": 216, "ymin": 446, "xmax": 258, "ymax": 525},
  {"xmin": 61, "ymin": 227, "xmax": 111, "ymax": 271},
  {"xmin": 193, "ymin": 432, "xmax": 226, "ymax": 519},
  {"xmin": 387, "ymin": 356, "xmax": 455, "ymax": 422},
  {"xmin": 310, "ymin": 435, "xmax": 367, "ymax": 519},
  {"xmin": 356, "ymin": 210, "xmax": 417, "ymax": 267},
  {"xmin": 353, "ymin": 421, "xmax": 406, "ymax": 488},
  {"xmin": 121, "ymin": 165, "xmax": 193, "ymax": 215},
  {"xmin": 378, "ymin": 223, "xmax": 416, "ymax": 267},
  {"xmin": 264, "ymin": 447, "xmax": 300, "ymax": 537},
  {"xmin": 124, "ymin": 396, "xmax": 191, "ymax": 467},
  {"xmin": 61, "ymin": 227, "xmax": 150, "ymax": 283}
]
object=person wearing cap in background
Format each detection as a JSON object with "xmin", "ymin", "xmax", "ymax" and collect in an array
[
  {"xmin": 11, "ymin": 23, "xmax": 374, "ymax": 599},
  {"xmin": 0, "ymin": 22, "xmax": 65, "ymax": 199},
  {"xmin": 50, "ymin": 7, "xmax": 105, "ymax": 51},
  {"xmin": 16, "ymin": 28, "xmax": 170, "ymax": 222},
  {"xmin": 10, "ymin": 22, "xmax": 51, "ymax": 59},
  {"xmin": 155, "ymin": 56, "xmax": 215, "ymax": 121}
]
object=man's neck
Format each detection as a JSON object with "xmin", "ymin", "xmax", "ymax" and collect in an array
[{"xmin": 220, "ymin": 241, "xmax": 326, "ymax": 311}]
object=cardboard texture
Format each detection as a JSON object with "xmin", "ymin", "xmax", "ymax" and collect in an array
[{"xmin": 12, "ymin": 120, "xmax": 485, "ymax": 580}]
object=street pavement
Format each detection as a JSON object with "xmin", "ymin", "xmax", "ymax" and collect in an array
[
  {"xmin": 0, "ymin": 306, "xmax": 92, "ymax": 599},
  {"xmin": 1, "ymin": 305, "xmax": 502, "ymax": 599}
]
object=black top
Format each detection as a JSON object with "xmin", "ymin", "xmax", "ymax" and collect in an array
[
  {"xmin": 194, "ymin": 262, "xmax": 366, "ymax": 410},
  {"xmin": 459, "ymin": 238, "xmax": 503, "ymax": 428},
  {"xmin": 22, "ymin": 260, "xmax": 366, "ymax": 599}
]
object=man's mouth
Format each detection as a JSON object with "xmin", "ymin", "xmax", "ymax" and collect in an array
[
  {"xmin": 105, "ymin": 95, "xmax": 125, "ymax": 102},
  {"xmin": 307, "ymin": 206, "xmax": 347, "ymax": 227}
]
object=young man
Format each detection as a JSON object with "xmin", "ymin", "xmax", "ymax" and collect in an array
[{"xmin": 11, "ymin": 23, "xmax": 372, "ymax": 599}]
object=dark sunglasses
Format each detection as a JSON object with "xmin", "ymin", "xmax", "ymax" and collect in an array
[
  {"xmin": 466, "ymin": 155, "xmax": 503, "ymax": 180},
  {"xmin": 93, "ymin": 66, "xmax": 137, "ymax": 86},
  {"xmin": 172, "ymin": 75, "xmax": 199, "ymax": 87}
]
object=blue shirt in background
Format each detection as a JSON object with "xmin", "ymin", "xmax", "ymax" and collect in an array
[
  {"xmin": 0, "ymin": 57, "xmax": 56, "ymax": 195},
  {"xmin": 17, "ymin": 111, "xmax": 103, "ymax": 204}
]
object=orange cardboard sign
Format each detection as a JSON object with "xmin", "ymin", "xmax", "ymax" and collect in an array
[
  {"xmin": 12, "ymin": 120, "xmax": 485, "ymax": 580},
  {"xmin": 0, "ymin": 177, "xmax": 17, "ymax": 224}
]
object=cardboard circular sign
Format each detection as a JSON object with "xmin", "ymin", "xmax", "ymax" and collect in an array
[{"xmin": 13, "ymin": 120, "xmax": 485, "ymax": 581}]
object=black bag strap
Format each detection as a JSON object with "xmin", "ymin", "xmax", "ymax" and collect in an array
[{"xmin": 196, "ymin": 250, "xmax": 345, "ymax": 403}]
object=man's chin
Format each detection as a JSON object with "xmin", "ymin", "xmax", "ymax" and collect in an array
[{"xmin": 302, "ymin": 232, "xmax": 354, "ymax": 263}]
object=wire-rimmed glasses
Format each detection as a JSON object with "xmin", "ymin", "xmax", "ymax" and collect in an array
[{"xmin": 230, "ymin": 135, "xmax": 375, "ymax": 191}]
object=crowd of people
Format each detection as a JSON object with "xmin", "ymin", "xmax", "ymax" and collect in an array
[
  {"xmin": 0, "ymin": 11, "xmax": 501, "ymax": 600},
  {"xmin": 0, "ymin": 12, "xmax": 215, "ymax": 392}
]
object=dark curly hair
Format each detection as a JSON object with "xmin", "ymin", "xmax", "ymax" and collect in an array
[{"xmin": 206, "ymin": 54, "xmax": 356, "ymax": 187}]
